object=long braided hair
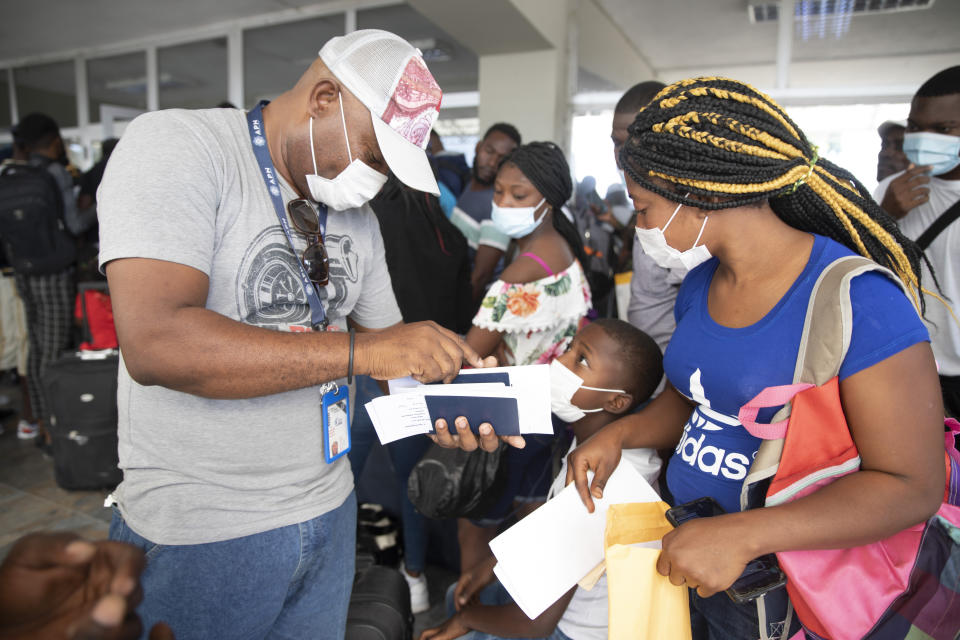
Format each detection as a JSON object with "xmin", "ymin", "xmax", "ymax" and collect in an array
[
  {"xmin": 619, "ymin": 76, "xmax": 934, "ymax": 312},
  {"xmin": 503, "ymin": 142, "xmax": 588, "ymax": 269}
]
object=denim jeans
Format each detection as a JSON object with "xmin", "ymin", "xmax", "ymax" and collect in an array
[
  {"xmin": 690, "ymin": 587, "xmax": 798, "ymax": 640},
  {"xmin": 349, "ymin": 374, "xmax": 431, "ymax": 574},
  {"xmin": 444, "ymin": 582, "xmax": 573, "ymax": 640},
  {"xmin": 110, "ymin": 492, "xmax": 356, "ymax": 640}
]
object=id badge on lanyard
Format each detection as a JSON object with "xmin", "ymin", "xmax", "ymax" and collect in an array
[
  {"xmin": 320, "ymin": 382, "xmax": 351, "ymax": 463},
  {"xmin": 248, "ymin": 102, "xmax": 351, "ymax": 463}
]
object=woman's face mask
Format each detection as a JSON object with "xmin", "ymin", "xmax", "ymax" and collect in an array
[
  {"xmin": 634, "ymin": 199, "xmax": 712, "ymax": 279},
  {"xmin": 490, "ymin": 198, "xmax": 548, "ymax": 238},
  {"xmin": 305, "ymin": 92, "xmax": 388, "ymax": 210},
  {"xmin": 549, "ymin": 359, "xmax": 625, "ymax": 423}
]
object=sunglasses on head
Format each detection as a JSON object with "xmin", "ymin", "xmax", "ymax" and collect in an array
[{"xmin": 286, "ymin": 199, "xmax": 329, "ymax": 287}]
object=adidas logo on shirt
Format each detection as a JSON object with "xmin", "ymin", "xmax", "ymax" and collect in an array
[{"xmin": 675, "ymin": 426, "xmax": 750, "ymax": 481}]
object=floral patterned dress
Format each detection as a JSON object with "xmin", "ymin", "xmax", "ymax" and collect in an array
[{"xmin": 473, "ymin": 259, "xmax": 592, "ymax": 366}]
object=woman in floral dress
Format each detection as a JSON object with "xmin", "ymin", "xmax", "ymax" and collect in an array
[{"xmin": 465, "ymin": 142, "xmax": 592, "ymax": 365}]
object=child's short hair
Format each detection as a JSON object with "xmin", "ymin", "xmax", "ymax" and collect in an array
[{"xmin": 591, "ymin": 318, "xmax": 663, "ymax": 408}]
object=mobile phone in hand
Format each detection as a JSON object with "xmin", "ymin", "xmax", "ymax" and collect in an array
[{"xmin": 665, "ymin": 497, "xmax": 787, "ymax": 603}]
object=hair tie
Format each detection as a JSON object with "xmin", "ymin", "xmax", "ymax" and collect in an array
[{"xmin": 789, "ymin": 145, "xmax": 819, "ymax": 194}]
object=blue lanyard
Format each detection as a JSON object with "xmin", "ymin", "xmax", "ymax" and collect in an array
[{"xmin": 246, "ymin": 101, "xmax": 328, "ymax": 330}]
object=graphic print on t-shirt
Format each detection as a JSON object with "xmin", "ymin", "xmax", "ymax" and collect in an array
[
  {"xmin": 668, "ymin": 368, "xmax": 758, "ymax": 514},
  {"xmin": 235, "ymin": 224, "xmax": 358, "ymax": 330}
]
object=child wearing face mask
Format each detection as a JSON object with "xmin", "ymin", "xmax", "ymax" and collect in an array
[{"xmin": 420, "ymin": 319, "xmax": 663, "ymax": 640}]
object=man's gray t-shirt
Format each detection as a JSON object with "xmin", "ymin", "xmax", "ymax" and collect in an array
[{"xmin": 98, "ymin": 108, "xmax": 402, "ymax": 545}]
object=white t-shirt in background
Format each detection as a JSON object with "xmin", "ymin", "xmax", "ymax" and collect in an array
[{"xmin": 875, "ymin": 173, "xmax": 960, "ymax": 376}]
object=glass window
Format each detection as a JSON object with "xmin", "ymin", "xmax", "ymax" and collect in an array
[
  {"xmin": 14, "ymin": 60, "xmax": 77, "ymax": 128},
  {"xmin": 87, "ymin": 52, "xmax": 147, "ymax": 123},
  {"xmin": 0, "ymin": 69, "xmax": 10, "ymax": 129},
  {"xmin": 159, "ymin": 38, "xmax": 229, "ymax": 110},
  {"xmin": 357, "ymin": 4, "xmax": 478, "ymax": 94},
  {"xmin": 244, "ymin": 14, "xmax": 345, "ymax": 107}
]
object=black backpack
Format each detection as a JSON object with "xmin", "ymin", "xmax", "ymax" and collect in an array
[{"xmin": 0, "ymin": 160, "xmax": 77, "ymax": 275}]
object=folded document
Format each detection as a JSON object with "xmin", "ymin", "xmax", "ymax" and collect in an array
[{"xmin": 365, "ymin": 365, "xmax": 553, "ymax": 445}]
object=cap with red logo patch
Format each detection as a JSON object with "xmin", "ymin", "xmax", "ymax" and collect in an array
[{"xmin": 320, "ymin": 29, "xmax": 442, "ymax": 196}]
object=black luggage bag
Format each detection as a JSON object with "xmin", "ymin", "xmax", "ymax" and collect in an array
[
  {"xmin": 345, "ymin": 565, "xmax": 413, "ymax": 640},
  {"xmin": 43, "ymin": 349, "xmax": 122, "ymax": 490}
]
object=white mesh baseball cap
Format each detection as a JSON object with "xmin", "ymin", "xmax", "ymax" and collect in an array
[{"xmin": 320, "ymin": 29, "xmax": 442, "ymax": 196}]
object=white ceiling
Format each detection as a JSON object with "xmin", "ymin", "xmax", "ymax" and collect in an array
[
  {"xmin": 598, "ymin": 0, "xmax": 960, "ymax": 89},
  {"xmin": 0, "ymin": 0, "xmax": 336, "ymax": 62},
  {"xmin": 0, "ymin": 0, "xmax": 958, "ymax": 125}
]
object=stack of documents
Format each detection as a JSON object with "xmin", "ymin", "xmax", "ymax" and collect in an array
[
  {"xmin": 489, "ymin": 459, "xmax": 661, "ymax": 620},
  {"xmin": 365, "ymin": 365, "xmax": 554, "ymax": 445}
]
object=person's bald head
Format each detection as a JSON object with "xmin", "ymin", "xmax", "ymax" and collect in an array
[{"xmin": 612, "ymin": 81, "xmax": 666, "ymax": 169}]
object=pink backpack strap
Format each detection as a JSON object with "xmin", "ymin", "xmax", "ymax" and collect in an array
[
  {"xmin": 519, "ymin": 252, "xmax": 554, "ymax": 277},
  {"xmin": 738, "ymin": 383, "xmax": 814, "ymax": 440}
]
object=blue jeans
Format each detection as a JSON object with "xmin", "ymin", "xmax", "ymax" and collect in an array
[
  {"xmin": 690, "ymin": 587, "xmax": 798, "ymax": 640},
  {"xmin": 350, "ymin": 374, "xmax": 430, "ymax": 574},
  {"xmin": 110, "ymin": 492, "xmax": 356, "ymax": 640},
  {"xmin": 444, "ymin": 582, "xmax": 573, "ymax": 640}
]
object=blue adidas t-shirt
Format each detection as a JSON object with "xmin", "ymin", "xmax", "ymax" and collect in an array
[{"xmin": 664, "ymin": 234, "xmax": 929, "ymax": 514}]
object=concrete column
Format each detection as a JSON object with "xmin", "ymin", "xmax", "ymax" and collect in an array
[{"xmin": 477, "ymin": 0, "xmax": 572, "ymax": 147}]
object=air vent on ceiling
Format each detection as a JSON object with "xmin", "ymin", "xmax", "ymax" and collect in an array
[{"xmin": 748, "ymin": 0, "xmax": 936, "ymax": 24}]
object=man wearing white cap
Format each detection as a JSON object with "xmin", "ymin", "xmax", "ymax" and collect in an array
[{"xmin": 97, "ymin": 30, "xmax": 492, "ymax": 638}]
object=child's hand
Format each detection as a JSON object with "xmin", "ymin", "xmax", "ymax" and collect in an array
[
  {"xmin": 418, "ymin": 613, "xmax": 470, "ymax": 640},
  {"xmin": 565, "ymin": 423, "xmax": 625, "ymax": 513},
  {"xmin": 429, "ymin": 417, "xmax": 526, "ymax": 452},
  {"xmin": 454, "ymin": 555, "xmax": 497, "ymax": 611}
]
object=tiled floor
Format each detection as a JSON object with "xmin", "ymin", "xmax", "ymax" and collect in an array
[{"xmin": 0, "ymin": 379, "xmax": 455, "ymax": 636}]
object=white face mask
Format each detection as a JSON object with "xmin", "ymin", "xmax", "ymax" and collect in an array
[
  {"xmin": 634, "ymin": 200, "xmax": 711, "ymax": 279},
  {"xmin": 490, "ymin": 198, "xmax": 547, "ymax": 238},
  {"xmin": 305, "ymin": 92, "xmax": 388, "ymax": 210},
  {"xmin": 549, "ymin": 359, "xmax": 626, "ymax": 423}
]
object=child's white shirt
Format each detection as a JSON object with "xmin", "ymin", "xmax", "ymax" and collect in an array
[{"xmin": 548, "ymin": 438, "xmax": 662, "ymax": 640}]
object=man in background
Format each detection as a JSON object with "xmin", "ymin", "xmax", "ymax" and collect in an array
[
  {"xmin": 877, "ymin": 120, "xmax": 909, "ymax": 182},
  {"xmin": 0, "ymin": 114, "xmax": 93, "ymax": 443},
  {"xmin": 875, "ymin": 65, "xmax": 960, "ymax": 417},
  {"xmin": 611, "ymin": 81, "xmax": 680, "ymax": 356},
  {"xmin": 448, "ymin": 123, "xmax": 521, "ymax": 303}
]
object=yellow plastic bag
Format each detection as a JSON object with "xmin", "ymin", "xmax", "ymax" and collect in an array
[{"xmin": 605, "ymin": 502, "xmax": 692, "ymax": 640}]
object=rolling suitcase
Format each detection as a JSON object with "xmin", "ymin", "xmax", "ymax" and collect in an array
[
  {"xmin": 43, "ymin": 348, "xmax": 121, "ymax": 490},
  {"xmin": 345, "ymin": 565, "xmax": 413, "ymax": 640},
  {"xmin": 43, "ymin": 281, "xmax": 121, "ymax": 491}
]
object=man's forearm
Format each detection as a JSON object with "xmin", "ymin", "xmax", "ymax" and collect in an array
[{"xmin": 120, "ymin": 306, "xmax": 355, "ymax": 399}]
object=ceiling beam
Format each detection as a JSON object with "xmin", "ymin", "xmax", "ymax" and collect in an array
[
  {"xmin": 0, "ymin": 0, "xmax": 400, "ymax": 69},
  {"xmin": 406, "ymin": 0, "xmax": 552, "ymax": 56}
]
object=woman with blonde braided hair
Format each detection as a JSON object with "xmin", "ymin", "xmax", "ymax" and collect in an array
[{"xmin": 564, "ymin": 77, "xmax": 946, "ymax": 638}]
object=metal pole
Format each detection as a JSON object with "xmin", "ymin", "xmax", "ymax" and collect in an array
[{"xmin": 776, "ymin": 0, "xmax": 795, "ymax": 89}]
